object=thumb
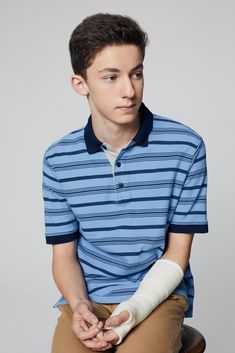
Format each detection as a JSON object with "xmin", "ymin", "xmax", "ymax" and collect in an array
[{"xmin": 106, "ymin": 310, "xmax": 130, "ymax": 327}]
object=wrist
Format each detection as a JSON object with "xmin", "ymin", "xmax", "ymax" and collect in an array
[{"xmin": 70, "ymin": 297, "xmax": 89, "ymax": 312}]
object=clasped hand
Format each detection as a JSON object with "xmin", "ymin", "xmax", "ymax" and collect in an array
[{"xmin": 72, "ymin": 300, "xmax": 129, "ymax": 351}]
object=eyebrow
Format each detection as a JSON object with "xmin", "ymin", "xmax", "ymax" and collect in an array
[{"xmin": 98, "ymin": 63, "xmax": 143, "ymax": 74}]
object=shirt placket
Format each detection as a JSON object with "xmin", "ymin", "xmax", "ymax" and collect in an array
[{"xmin": 102, "ymin": 144, "xmax": 132, "ymax": 202}]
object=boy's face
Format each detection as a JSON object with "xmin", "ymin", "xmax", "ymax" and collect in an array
[{"xmin": 72, "ymin": 44, "xmax": 144, "ymax": 126}]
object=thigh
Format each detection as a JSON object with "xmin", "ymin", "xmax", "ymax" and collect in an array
[
  {"xmin": 51, "ymin": 304, "xmax": 114, "ymax": 353},
  {"xmin": 115, "ymin": 294, "xmax": 189, "ymax": 353}
]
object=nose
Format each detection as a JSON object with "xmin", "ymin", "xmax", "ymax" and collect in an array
[{"xmin": 120, "ymin": 77, "xmax": 135, "ymax": 98}]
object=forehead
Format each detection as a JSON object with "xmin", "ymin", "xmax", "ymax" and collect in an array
[{"xmin": 88, "ymin": 44, "xmax": 143, "ymax": 72}]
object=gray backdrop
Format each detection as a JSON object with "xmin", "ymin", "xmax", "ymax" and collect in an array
[{"xmin": 1, "ymin": 0, "xmax": 234, "ymax": 352}]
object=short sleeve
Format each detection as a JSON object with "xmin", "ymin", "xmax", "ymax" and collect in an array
[
  {"xmin": 42, "ymin": 153, "xmax": 80, "ymax": 244},
  {"xmin": 168, "ymin": 138, "xmax": 208, "ymax": 234}
]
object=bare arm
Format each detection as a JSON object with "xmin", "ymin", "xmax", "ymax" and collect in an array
[
  {"xmin": 52, "ymin": 240, "xmax": 87, "ymax": 311},
  {"xmin": 161, "ymin": 232, "xmax": 194, "ymax": 271},
  {"xmin": 52, "ymin": 240, "xmax": 112, "ymax": 351}
]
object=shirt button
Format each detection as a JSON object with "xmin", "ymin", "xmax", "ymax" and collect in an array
[
  {"xmin": 116, "ymin": 161, "xmax": 121, "ymax": 167},
  {"xmin": 117, "ymin": 182, "xmax": 124, "ymax": 188}
]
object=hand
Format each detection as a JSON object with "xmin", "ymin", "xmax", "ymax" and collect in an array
[
  {"xmin": 102, "ymin": 310, "xmax": 130, "ymax": 345},
  {"xmin": 72, "ymin": 299, "xmax": 112, "ymax": 351}
]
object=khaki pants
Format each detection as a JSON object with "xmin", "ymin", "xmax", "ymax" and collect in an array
[{"xmin": 51, "ymin": 294, "xmax": 189, "ymax": 353}]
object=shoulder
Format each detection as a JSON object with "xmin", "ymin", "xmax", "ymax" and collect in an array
[
  {"xmin": 151, "ymin": 113, "xmax": 204, "ymax": 148},
  {"xmin": 43, "ymin": 125, "xmax": 86, "ymax": 165}
]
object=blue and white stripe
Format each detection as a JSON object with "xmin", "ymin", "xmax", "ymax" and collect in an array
[{"xmin": 42, "ymin": 103, "xmax": 208, "ymax": 317}]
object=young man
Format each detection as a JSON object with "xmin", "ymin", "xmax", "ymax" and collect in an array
[{"xmin": 42, "ymin": 13, "xmax": 208, "ymax": 353}]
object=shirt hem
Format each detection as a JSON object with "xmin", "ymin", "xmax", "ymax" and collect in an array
[
  {"xmin": 168, "ymin": 224, "xmax": 208, "ymax": 234},
  {"xmin": 53, "ymin": 290, "xmax": 193, "ymax": 318},
  {"xmin": 46, "ymin": 231, "xmax": 79, "ymax": 244}
]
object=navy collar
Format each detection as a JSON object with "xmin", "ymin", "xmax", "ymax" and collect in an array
[{"xmin": 84, "ymin": 102, "xmax": 153, "ymax": 154}]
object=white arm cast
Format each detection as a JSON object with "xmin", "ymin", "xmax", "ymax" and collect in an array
[{"xmin": 107, "ymin": 259, "xmax": 184, "ymax": 344}]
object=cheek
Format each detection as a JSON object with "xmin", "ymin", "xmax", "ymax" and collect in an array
[
  {"xmin": 136, "ymin": 80, "xmax": 144, "ymax": 90},
  {"xmin": 92, "ymin": 82, "xmax": 115, "ymax": 94}
]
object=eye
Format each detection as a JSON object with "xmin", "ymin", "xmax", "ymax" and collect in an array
[
  {"xmin": 104, "ymin": 75, "xmax": 117, "ymax": 82},
  {"xmin": 132, "ymin": 71, "xmax": 143, "ymax": 79}
]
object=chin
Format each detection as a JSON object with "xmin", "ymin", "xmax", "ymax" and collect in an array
[{"xmin": 117, "ymin": 114, "xmax": 139, "ymax": 125}]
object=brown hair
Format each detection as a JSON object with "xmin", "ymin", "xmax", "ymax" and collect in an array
[{"xmin": 69, "ymin": 13, "xmax": 149, "ymax": 78}]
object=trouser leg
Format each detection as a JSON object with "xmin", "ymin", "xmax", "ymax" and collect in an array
[{"xmin": 51, "ymin": 294, "xmax": 188, "ymax": 353}]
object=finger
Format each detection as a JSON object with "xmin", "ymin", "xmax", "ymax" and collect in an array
[
  {"xmin": 78, "ymin": 305, "xmax": 99, "ymax": 325},
  {"xmin": 72, "ymin": 318, "xmax": 86, "ymax": 336},
  {"xmin": 91, "ymin": 343, "xmax": 113, "ymax": 351},
  {"xmin": 91, "ymin": 321, "xmax": 105, "ymax": 342},
  {"xmin": 91, "ymin": 343, "xmax": 113, "ymax": 352},
  {"xmin": 83, "ymin": 311, "xmax": 99, "ymax": 327},
  {"xmin": 79, "ymin": 326, "xmax": 103, "ymax": 341},
  {"xmin": 90, "ymin": 334, "xmax": 113, "ymax": 349},
  {"xmin": 96, "ymin": 330, "xmax": 104, "ymax": 341},
  {"xmin": 91, "ymin": 344, "xmax": 113, "ymax": 352},
  {"xmin": 83, "ymin": 338, "xmax": 112, "ymax": 350},
  {"xmin": 98, "ymin": 320, "xmax": 104, "ymax": 329},
  {"xmin": 73, "ymin": 313, "xmax": 91, "ymax": 330},
  {"xmin": 91, "ymin": 331, "xmax": 102, "ymax": 342},
  {"xmin": 77, "ymin": 302, "xmax": 99, "ymax": 327},
  {"xmin": 80, "ymin": 320, "xmax": 90, "ymax": 331},
  {"xmin": 103, "ymin": 329, "xmax": 119, "ymax": 343},
  {"xmin": 79, "ymin": 320, "xmax": 104, "ymax": 341}
]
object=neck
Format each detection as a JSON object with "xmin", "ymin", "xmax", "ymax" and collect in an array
[{"xmin": 91, "ymin": 113, "xmax": 141, "ymax": 150}]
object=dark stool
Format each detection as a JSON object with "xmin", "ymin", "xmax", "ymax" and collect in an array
[{"xmin": 179, "ymin": 325, "xmax": 206, "ymax": 353}]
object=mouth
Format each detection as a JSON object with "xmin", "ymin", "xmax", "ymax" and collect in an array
[
  {"xmin": 116, "ymin": 103, "xmax": 137, "ymax": 114},
  {"xmin": 117, "ymin": 104, "xmax": 136, "ymax": 109}
]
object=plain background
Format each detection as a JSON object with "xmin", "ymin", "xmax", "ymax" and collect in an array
[{"xmin": 1, "ymin": 0, "xmax": 234, "ymax": 352}]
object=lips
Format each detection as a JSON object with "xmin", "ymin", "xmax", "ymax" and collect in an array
[{"xmin": 117, "ymin": 104, "xmax": 136, "ymax": 109}]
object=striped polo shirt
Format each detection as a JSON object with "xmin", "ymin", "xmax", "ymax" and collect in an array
[{"xmin": 42, "ymin": 103, "xmax": 208, "ymax": 317}]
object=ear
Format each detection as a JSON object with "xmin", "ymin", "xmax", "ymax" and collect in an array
[{"xmin": 71, "ymin": 74, "xmax": 89, "ymax": 96}]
